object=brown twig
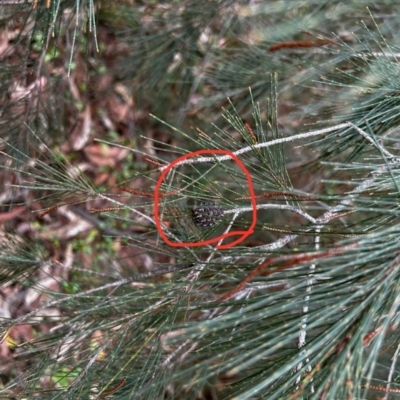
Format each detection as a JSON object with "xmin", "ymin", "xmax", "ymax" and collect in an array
[
  {"xmin": 38, "ymin": 200, "xmax": 85, "ymax": 218},
  {"xmin": 269, "ymin": 39, "xmax": 334, "ymax": 52},
  {"xmin": 89, "ymin": 207, "xmax": 124, "ymax": 214},
  {"xmin": 217, "ymin": 243, "xmax": 356, "ymax": 302},
  {"xmin": 324, "ymin": 210, "xmax": 356, "ymax": 223},
  {"xmin": 362, "ymin": 384, "xmax": 400, "ymax": 394},
  {"xmin": 120, "ymin": 187, "xmax": 156, "ymax": 198},
  {"xmin": 244, "ymin": 123, "xmax": 257, "ymax": 144},
  {"xmin": 101, "ymin": 377, "xmax": 127, "ymax": 396},
  {"xmin": 145, "ymin": 157, "xmax": 164, "ymax": 167}
]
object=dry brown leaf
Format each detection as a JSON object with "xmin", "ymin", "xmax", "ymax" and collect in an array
[
  {"xmin": 83, "ymin": 143, "xmax": 129, "ymax": 167},
  {"xmin": 0, "ymin": 206, "xmax": 26, "ymax": 222},
  {"xmin": 72, "ymin": 105, "xmax": 92, "ymax": 151},
  {"xmin": 106, "ymin": 93, "xmax": 131, "ymax": 123}
]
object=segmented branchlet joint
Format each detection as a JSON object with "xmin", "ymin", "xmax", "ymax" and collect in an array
[{"xmin": 192, "ymin": 201, "xmax": 224, "ymax": 228}]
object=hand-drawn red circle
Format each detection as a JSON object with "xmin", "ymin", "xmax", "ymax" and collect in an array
[{"xmin": 154, "ymin": 149, "xmax": 257, "ymax": 249}]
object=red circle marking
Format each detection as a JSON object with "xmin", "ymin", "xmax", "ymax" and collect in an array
[{"xmin": 154, "ymin": 150, "xmax": 257, "ymax": 249}]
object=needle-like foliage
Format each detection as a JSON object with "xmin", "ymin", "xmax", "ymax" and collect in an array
[{"xmin": 2, "ymin": 2, "xmax": 400, "ymax": 400}]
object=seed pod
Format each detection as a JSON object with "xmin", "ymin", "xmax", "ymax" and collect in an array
[{"xmin": 192, "ymin": 201, "xmax": 224, "ymax": 228}]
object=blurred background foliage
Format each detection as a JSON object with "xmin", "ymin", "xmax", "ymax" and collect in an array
[{"xmin": 1, "ymin": 0, "xmax": 400, "ymax": 399}]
